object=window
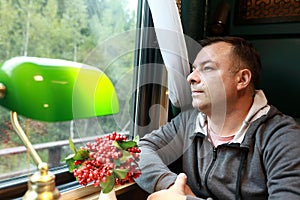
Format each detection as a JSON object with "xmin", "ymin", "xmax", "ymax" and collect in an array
[{"xmin": 0, "ymin": 0, "xmax": 141, "ymax": 198}]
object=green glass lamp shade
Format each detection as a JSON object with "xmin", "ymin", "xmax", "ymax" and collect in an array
[{"xmin": 0, "ymin": 56, "xmax": 119, "ymax": 121}]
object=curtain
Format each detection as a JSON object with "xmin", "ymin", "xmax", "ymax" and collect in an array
[{"xmin": 147, "ymin": 0, "xmax": 192, "ymax": 109}]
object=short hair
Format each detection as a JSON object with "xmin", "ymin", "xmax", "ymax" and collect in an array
[{"xmin": 200, "ymin": 36, "xmax": 262, "ymax": 88}]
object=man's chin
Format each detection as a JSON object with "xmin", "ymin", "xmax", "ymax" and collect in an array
[{"xmin": 192, "ymin": 101, "xmax": 209, "ymax": 113}]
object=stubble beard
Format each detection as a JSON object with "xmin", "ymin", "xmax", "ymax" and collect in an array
[{"xmin": 192, "ymin": 96, "xmax": 211, "ymax": 114}]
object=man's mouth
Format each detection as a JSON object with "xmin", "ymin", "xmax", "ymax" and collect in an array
[{"xmin": 191, "ymin": 89, "xmax": 204, "ymax": 95}]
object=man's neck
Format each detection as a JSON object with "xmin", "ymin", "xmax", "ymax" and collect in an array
[{"xmin": 207, "ymin": 95, "xmax": 253, "ymax": 137}]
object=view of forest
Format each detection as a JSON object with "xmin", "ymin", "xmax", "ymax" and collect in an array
[{"xmin": 0, "ymin": 0, "xmax": 137, "ymax": 178}]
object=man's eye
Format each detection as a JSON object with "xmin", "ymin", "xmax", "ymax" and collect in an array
[{"xmin": 203, "ymin": 66, "xmax": 214, "ymax": 71}]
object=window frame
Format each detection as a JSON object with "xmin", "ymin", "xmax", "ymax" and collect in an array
[{"xmin": 0, "ymin": 0, "xmax": 168, "ymax": 198}]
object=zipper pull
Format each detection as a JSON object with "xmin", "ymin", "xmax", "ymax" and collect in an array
[{"xmin": 213, "ymin": 148, "xmax": 217, "ymax": 160}]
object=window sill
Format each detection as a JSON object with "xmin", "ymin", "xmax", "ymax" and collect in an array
[{"xmin": 60, "ymin": 182, "xmax": 148, "ymax": 200}]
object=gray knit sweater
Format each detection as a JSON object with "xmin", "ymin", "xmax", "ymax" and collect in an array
[{"xmin": 135, "ymin": 106, "xmax": 300, "ymax": 199}]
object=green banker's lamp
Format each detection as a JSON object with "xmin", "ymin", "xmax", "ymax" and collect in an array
[{"xmin": 0, "ymin": 56, "xmax": 119, "ymax": 199}]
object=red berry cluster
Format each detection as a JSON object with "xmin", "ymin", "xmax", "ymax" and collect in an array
[
  {"xmin": 72, "ymin": 132, "xmax": 141, "ymax": 187},
  {"xmin": 106, "ymin": 131, "xmax": 128, "ymax": 141}
]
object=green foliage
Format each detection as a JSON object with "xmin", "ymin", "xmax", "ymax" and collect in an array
[
  {"xmin": 63, "ymin": 137, "xmax": 90, "ymax": 172},
  {"xmin": 0, "ymin": 0, "xmax": 136, "ymax": 145},
  {"xmin": 114, "ymin": 140, "xmax": 137, "ymax": 150},
  {"xmin": 68, "ymin": 137, "xmax": 77, "ymax": 154},
  {"xmin": 113, "ymin": 168, "xmax": 128, "ymax": 179},
  {"xmin": 100, "ymin": 173, "xmax": 115, "ymax": 193}
]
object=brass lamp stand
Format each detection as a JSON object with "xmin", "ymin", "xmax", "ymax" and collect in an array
[{"xmin": 11, "ymin": 111, "xmax": 60, "ymax": 200}]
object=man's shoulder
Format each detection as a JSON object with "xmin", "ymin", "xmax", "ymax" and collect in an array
[
  {"xmin": 251, "ymin": 105, "xmax": 300, "ymax": 139},
  {"xmin": 265, "ymin": 105, "xmax": 299, "ymax": 127}
]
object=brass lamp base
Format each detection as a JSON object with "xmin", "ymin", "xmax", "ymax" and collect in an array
[
  {"xmin": 23, "ymin": 162, "xmax": 60, "ymax": 200},
  {"xmin": 10, "ymin": 112, "xmax": 60, "ymax": 199}
]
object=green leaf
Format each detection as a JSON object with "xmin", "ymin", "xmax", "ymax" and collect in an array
[
  {"xmin": 63, "ymin": 153, "xmax": 75, "ymax": 161},
  {"xmin": 118, "ymin": 141, "xmax": 137, "ymax": 150},
  {"xmin": 112, "ymin": 140, "xmax": 122, "ymax": 149},
  {"xmin": 69, "ymin": 137, "xmax": 77, "ymax": 154},
  {"xmin": 65, "ymin": 158, "xmax": 76, "ymax": 172},
  {"xmin": 73, "ymin": 149, "xmax": 89, "ymax": 160},
  {"xmin": 113, "ymin": 169, "xmax": 128, "ymax": 179},
  {"xmin": 118, "ymin": 150, "xmax": 132, "ymax": 163},
  {"xmin": 100, "ymin": 174, "xmax": 115, "ymax": 193}
]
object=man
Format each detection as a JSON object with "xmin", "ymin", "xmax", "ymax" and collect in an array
[{"xmin": 135, "ymin": 37, "xmax": 300, "ymax": 200}]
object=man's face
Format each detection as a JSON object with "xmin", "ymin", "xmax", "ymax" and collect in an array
[{"xmin": 187, "ymin": 42, "xmax": 237, "ymax": 116}]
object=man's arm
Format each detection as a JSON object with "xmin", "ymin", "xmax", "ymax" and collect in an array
[
  {"xmin": 264, "ymin": 115, "xmax": 300, "ymax": 198},
  {"xmin": 135, "ymin": 110, "xmax": 195, "ymax": 193}
]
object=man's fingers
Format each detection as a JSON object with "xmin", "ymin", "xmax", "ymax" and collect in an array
[
  {"xmin": 174, "ymin": 173, "xmax": 187, "ymax": 187},
  {"xmin": 147, "ymin": 174, "xmax": 189, "ymax": 200},
  {"xmin": 168, "ymin": 173, "xmax": 187, "ymax": 195}
]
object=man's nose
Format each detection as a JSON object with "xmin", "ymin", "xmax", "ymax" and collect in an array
[{"xmin": 187, "ymin": 70, "xmax": 200, "ymax": 84}]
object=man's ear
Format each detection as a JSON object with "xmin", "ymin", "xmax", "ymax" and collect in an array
[{"xmin": 236, "ymin": 69, "xmax": 252, "ymax": 91}]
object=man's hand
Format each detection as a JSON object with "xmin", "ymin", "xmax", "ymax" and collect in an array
[{"xmin": 147, "ymin": 173, "xmax": 196, "ymax": 200}]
